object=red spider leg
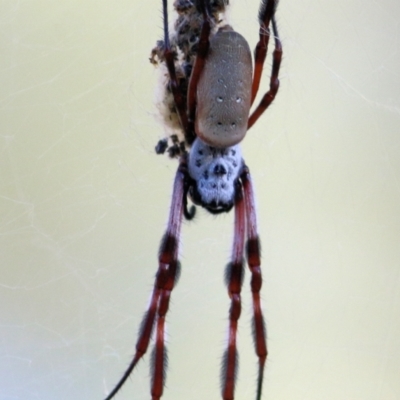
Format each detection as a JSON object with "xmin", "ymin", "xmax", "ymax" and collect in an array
[
  {"xmin": 221, "ymin": 181, "xmax": 246, "ymax": 400},
  {"xmin": 151, "ymin": 259, "xmax": 180, "ymax": 400},
  {"xmin": 104, "ymin": 161, "xmax": 187, "ymax": 400},
  {"xmin": 248, "ymin": 16, "xmax": 282, "ymax": 129},
  {"xmin": 161, "ymin": 0, "xmax": 193, "ymax": 142},
  {"xmin": 251, "ymin": 0, "xmax": 277, "ymax": 106},
  {"xmin": 187, "ymin": 0, "xmax": 211, "ymax": 127},
  {"xmin": 241, "ymin": 166, "xmax": 267, "ymax": 400}
]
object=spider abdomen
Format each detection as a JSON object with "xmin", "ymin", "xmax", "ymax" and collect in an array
[{"xmin": 195, "ymin": 28, "xmax": 252, "ymax": 148}]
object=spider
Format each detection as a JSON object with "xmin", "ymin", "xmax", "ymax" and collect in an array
[{"xmin": 104, "ymin": 0, "xmax": 282, "ymax": 399}]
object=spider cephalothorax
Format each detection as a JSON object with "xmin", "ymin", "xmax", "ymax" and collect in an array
[
  {"xmin": 188, "ymin": 137, "xmax": 242, "ymax": 213},
  {"xmin": 104, "ymin": 0, "xmax": 282, "ymax": 399}
]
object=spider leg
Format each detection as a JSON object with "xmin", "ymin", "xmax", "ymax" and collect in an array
[
  {"xmin": 241, "ymin": 165, "xmax": 267, "ymax": 400},
  {"xmin": 187, "ymin": 0, "xmax": 212, "ymax": 128},
  {"xmin": 251, "ymin": 0, "xmax": 278, "ymax": 105},
  {"xmin": 221, "ymin": 180, "xmax": 246, "ymax": 400},
  {"xmin": 151, "ymin": 258, "xmax": 180, "ymax": 399},
  {"xmin": 248, "ymin": 5, "xmax": 282, "ymax": 129},
  {"xmin": 104, "ymin": 160, "xmax": 188, "ymax": 400},
  {"xmin": 161, "ymin": 0, "xmax": 192, "ymax": 142}
]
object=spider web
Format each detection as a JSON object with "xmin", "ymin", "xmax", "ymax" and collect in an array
[{"xmin": 1, "ymin": 1, "xmax": 400, "ymax": 399}]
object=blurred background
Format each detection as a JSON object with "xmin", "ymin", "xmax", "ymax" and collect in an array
[{"xmin": 1, "ymin": 1, "xmax": 399, "ymax": 399}]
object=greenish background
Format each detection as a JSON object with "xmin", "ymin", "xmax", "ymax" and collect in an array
[{"xmin": 1, "ymin": 1, "xmax": 399, "ymax": 399}]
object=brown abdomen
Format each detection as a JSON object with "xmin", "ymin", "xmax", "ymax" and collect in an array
[{"xmin": 195, "ymin": 28, "xmax": 253, "ymax": 148}]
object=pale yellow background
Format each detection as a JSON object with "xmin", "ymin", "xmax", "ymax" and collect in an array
[{"xmin": 1, "ymin": 1, "xmax": 399, "ymax": 399}]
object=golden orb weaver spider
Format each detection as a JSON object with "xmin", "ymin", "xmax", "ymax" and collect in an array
[{"xmin": 104, "ymin": 0, "xmax": 282, "ymax": 399}]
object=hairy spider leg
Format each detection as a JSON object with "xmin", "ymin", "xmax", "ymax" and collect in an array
[
  {"xmin": 241, "ymin": 166, "xmax": 267, "ymax": 400},
  {"xmin": 161, "ymin": 0, "xmax": 192, "ymax": 142},
  {"xmin": 104, "ymin": 161, "xmax": 187, "ymax": 400},
  {"xmin": 150, "ymin": 161, "xmax": 188, "ymax": 399},
  {"xmin": 248, "ymin": 15, "xmax": 282, "ymax": 129},
  {"xmin": 221, "ymin": 179, "xmax": 246, "ymax": 400},
  {"xmin": 186, "ymin": 0, "xmax": 212, "ymax": 129},
  {"xmin": 251, "ymin": 0, "xmax": 278, "ymax": 105}
]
